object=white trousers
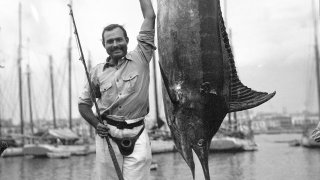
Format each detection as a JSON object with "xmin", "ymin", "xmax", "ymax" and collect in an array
[{"xmin": 95, "ymin": 128, "xmax": 152, "ymax": 180}]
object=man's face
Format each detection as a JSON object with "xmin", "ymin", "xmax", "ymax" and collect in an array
[{"xmin": 103, "ymin": 27, "xmax": 128, "ymax": 60}]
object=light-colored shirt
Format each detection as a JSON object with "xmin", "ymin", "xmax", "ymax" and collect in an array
[{"xmin": 79, "ymin": 30, "xmax": 156, "ymax": 123}]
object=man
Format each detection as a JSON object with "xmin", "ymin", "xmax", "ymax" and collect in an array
[{"xmin": 78, "ymin": 0, "xmax": 156, "ymax": 179}]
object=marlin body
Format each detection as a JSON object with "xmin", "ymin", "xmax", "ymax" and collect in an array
[{"xmin": 157, "ymin": 0, "xmax": 275, "ymax": 179}]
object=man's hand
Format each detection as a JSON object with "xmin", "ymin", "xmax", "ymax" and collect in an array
[
  {"xmin": 96, "ymin": 122, "xmax": 110, "ymax": 137},
  {"xmin": 0, "ymin": 141, "xmax": 8, "ymax": 156},
  {"xmin": 311, "ymin": 128, "xmax": 320, "ymax": 142}
]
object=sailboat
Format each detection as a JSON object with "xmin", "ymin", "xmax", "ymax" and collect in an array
[
  {"xmin": 1, "ymin": 3, "xmax": 25, "ymax": 157},
  {"xmin": 300, "ymin": 0, "xmax": 320, "ymax": 148},
  {"xmin": 22, "ymin": 54, "xmax": 91, "ymax": 158},
  {"xmin": 210, "ymin": 110, "xmax": 257, "ymax": 152},
  {"xmin": 22, "ymin": 55, "xmax": 73, "ymax": 158},
  {"xmin": 23, "ymin": 2, "xmax": 90, "ymax": 157}
]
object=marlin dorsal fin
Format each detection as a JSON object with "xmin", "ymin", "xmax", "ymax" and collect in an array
[{"xmin": 217, "ymin": 3, "xmax": 276, "ymax": 112}]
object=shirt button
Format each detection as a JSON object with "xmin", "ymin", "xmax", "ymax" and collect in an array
[
  {"xmin": 116, "ymin": 79, "xmax": 119, "ymax": 82},
  {"xmin": 119, "ymin": 106, "xmax": 122, "ymax": 109}
]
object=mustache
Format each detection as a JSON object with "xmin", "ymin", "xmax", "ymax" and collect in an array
[{"xmin": 110, "ymin": 45, "xmax": 126, "ymax": 51}]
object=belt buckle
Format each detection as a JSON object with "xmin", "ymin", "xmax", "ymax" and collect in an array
[{"xmin": 117, "ymin": 121, "xmax": 128, "ymax": 129}]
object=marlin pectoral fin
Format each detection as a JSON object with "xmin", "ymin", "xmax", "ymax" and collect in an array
[{"xmin": 159, "ymin": 62, "xmax": 179, "ymax": 104}]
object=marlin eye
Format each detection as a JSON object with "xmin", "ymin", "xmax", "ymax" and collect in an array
[{"xmin": 197, "ymin": 139, "xmax": 205, "ymax": 147}]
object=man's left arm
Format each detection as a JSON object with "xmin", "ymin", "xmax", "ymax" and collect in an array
[
  {"xmin": 139, "ymin": 0, "xmax": 156, "ymax": 31},
  {"xmin": 133, "ymin": 0, "xmax": 156, "ymax": 63}
]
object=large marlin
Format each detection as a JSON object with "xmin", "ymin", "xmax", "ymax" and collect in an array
[{"xmin": 157, "ymin": 0, "xmax": 275, "ymax": 179}]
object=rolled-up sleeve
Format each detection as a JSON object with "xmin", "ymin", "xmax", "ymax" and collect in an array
[
  {"xmin": 78, "ymin": 67, "xmax": 99, "ymax": 107},
  {"xmin": 136, "ymin": 30, "xmax": 157, "ymax": 63},
  {"xmin": 78, "ymin": 81, "xmax": 93, "ymax": 106}
]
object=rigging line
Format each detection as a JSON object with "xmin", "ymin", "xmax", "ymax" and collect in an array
[
  {"xmin": 41, "ymin": 65, "xmax": 52, "ymax": 120},
  {"xmin": 4, "ymin": 63, "xmax": 17, "ymax": 89},
  {"xmin": 55, "ymin": 55, "xmax": 68, "ymax": 118},
  {"xmin": 32, "ymin": 79, "xmax": 44, "ymax": 122},
  {"xmin": 30, "ymin": 73, "xmax": 44, "ymax": 120},
  {"xmin": 1, "ymin": 89, "xmax": 14, "ymax": 114},
  {"xmin": 29, "ymin": 71, "xmax": 40, "ymax": 123},
  {"xmin": 2, "ymin": 75, "xmax": 18, "ymax": 118},
  {"xmin": 28, "ymin": 57, "xmax": 51, "ymax": 120},
  {"xmin": 9, "ymin": 99, "xmax": 18, "ymax": 122},
  {"xmin": 34, "ymin": 68, "xmax": 46, "ymax": 119},
  {"xmin": 22, "ymin": 77, "xmax": 29, "ymax": 122},
  {"xmin": 304, "ymin": 32, "xmax": 315, "ymax": 109},
  {"xmin": 71, "ymin": 64, "xmax": 80, "ymax": 96}
]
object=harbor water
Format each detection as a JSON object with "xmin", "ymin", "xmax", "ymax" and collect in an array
[{"xmin": 0, "ymin": 134, "xmax": 319, "ymax": 180}]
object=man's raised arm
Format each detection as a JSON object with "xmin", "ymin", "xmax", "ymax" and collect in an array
[{"xmin": 139, "ymin": 0, "xmax": 156, "ymax": 31}]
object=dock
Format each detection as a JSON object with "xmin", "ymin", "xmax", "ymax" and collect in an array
[{"xmin": 1, "ymin": 140, "xmax": 176, "ymax": 158}]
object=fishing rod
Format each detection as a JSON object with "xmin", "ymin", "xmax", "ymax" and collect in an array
[{"xmin": 67, "ymin": 4, "xmax": 124, "ymax": 180}]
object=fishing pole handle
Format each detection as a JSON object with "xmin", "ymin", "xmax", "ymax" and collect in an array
[{"xmin": 67, "ymin": 4, "xmax": 124, "ymax": 180}]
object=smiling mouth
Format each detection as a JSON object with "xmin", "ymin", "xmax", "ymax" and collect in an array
[{"xmin": 113, "ymin": 49, "xmax": 122, "ymax": 53}]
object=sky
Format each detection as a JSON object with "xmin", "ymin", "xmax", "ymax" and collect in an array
[{"xmin": 0, "ymin": 0, "xmax": 318, "ymax": 125}]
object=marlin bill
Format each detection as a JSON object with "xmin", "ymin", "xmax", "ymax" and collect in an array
[{"xmin": 157, "ymin": 0, "xmax": 275, "ymax": 179}]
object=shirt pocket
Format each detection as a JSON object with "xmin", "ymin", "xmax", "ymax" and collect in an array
[
  {"xmin": 122, "ymin": 72, "xmax": 139, "ymax": 94},
  {"xmin": 100, "ymin": 82, "xmax": 113, "ymax": 98}
]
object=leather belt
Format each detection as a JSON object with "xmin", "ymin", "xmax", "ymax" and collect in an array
[{"xmin": 103, "ymin": 117, "xmax": 144, "ymax": 129}]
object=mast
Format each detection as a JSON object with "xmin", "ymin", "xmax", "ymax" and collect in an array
[
  {"xmin": 26, "ymin": 65, "xmax": 34, "ymax": 134},
  {"xmin": 245, "ymin": 110, "xmax": 254, "ymax": 140},
  {"xmin": 0, "ymin": 88, "xmax": 1, "ymax": 137},
  {"xmin": 233, "ymin": 109, "xmax": 237, "ymax": 131},
  {"xmin": 0, "ymin": 104, "xmax": 1, "ymax": 137},
  {"xmin": 68, "ymin": 0, "xmax": 73, "ymax": 130},
  {"xmin": 312, "ymin": 0, "xmax": 320, "ymax": 118},
  {"xmin": 18, "ymin": 2, "xmax": 24, "ymax": 144},
  {"xmin": 0, "ymin": 27, "xmax": 2, "ymax": 137},
  {"xmin": 0, "ymin": 70, "xmax": 2, "ymax": 137},
  {"xmin": 49, "ymin": 55, "xmax": 57, "ymax": 128}
]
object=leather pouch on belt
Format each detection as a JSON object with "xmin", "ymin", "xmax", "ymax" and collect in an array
[{"xmin": 109, "ymin": 126, "xmax": 145, "ymax": 156}]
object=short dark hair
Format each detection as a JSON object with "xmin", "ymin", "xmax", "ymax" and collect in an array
[{"xmin": 101, "ymin": 24, "xmax": 129, "ymax": 46}]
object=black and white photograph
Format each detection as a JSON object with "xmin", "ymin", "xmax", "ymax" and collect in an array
[{"xmin": 0, "ymin": 0, "xmax": 319, "ymax": 180}]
